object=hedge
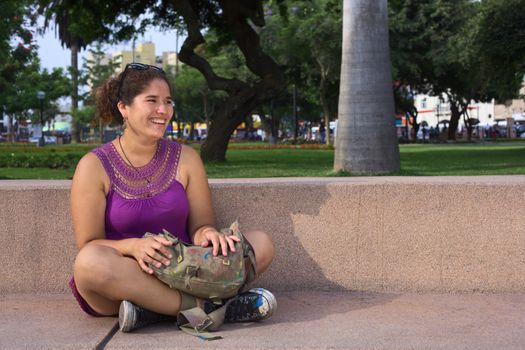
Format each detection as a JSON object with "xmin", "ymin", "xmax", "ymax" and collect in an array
[{"xmin": 0, "ymin": 152, "xmax": 85, "ymax": 169}]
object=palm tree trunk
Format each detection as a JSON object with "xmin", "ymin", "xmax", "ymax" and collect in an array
[{"xmin": 334, "ymin": 0, "xmax": 400, "ymax": 174}]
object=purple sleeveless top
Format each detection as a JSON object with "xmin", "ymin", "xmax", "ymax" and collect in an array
[{"xmin": 91, "ymin": 139, "xmax": 191, "ymax": 243}]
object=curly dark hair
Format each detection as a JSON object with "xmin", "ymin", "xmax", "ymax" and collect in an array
[{"xmin": 95, "ymin": 64, "xmax": 172, "ymax": 125}]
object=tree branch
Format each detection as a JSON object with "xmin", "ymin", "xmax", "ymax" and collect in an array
[
  {"xmin": 172, "ymin": 0, "xmax": 246, "ymax": 94},
  {"xmin": 219, "ymin": 0, "xmax": 284, "ymax": 87}
]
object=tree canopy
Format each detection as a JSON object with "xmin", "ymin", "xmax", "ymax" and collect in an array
[
  {"xmin": 261, "ymin": 0, "xmax": 342, "ymax": 143},
  {"xmin": 8, "ymin": 0, "xmax": 524, "ymax": 150},
  {"xmin": 0, "ymin": 0, "xmax": 37, "ymax": 109},
  {"xmin": 476, "ymin": 0, "xmax": 525, "ymax": 101},
  {"xmin": 389, "ymin": 0, "xmax": 525, "ymax": 140}
]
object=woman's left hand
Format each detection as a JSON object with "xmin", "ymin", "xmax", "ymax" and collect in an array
[{"xmin": 194, "ymin": 228, "xmax": 241, "ymax": 257}]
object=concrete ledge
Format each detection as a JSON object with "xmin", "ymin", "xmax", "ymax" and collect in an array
[
  {"xmin": 2, "ymin": 291, "xmax": 525, "ymax": 349},
  {"xmin": 1, "ymin": 176, "xmax": 524, "ymax": 294}
]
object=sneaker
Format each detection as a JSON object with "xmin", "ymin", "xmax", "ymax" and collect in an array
[
  {"xmin": 224, "ymin": 288, "xmax": 277, "ymax": 323},
  {"xmin": 119, "ymin": 300, "xmax": 175, "ymax": 332}
]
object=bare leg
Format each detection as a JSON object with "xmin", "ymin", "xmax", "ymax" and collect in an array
[
  {"xmin": 73, "ymin": 244, "xmax": 183, "ymax": 316},
  {"xmin": 74, "ymin": 231, "xmax": 274, "ymax": 317},
  {"xmin": 242, "ymin": 230, "xmax": 275, "ymax": 276}
]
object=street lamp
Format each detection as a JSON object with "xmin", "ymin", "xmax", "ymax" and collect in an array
[
  {"xmin": 292, "ymin": 84, "xmax": 298, "ymax": 140},
  {"xmin": 37, "ymin": 91, "xmax": 45, "ymax": 146}
]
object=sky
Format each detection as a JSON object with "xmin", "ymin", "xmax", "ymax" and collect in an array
[{"xmin": 36, "ymin": 26, "xmax": 182, "ymax": 71}]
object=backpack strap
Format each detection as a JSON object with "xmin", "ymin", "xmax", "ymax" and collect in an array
[{"xmin": 177, "ymin": 293, "xmax": 226, "ymax": 341}]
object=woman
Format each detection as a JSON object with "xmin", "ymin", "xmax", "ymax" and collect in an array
[{"xmin": 70, "ymin": 63, "xmax": 276, "ymax": 332}]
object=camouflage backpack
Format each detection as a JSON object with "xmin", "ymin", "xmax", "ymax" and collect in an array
[{"xmin": 143, "ymin": 221, "xmax": 256, "ymax": 302}]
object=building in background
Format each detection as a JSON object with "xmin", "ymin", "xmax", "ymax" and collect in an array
[
  {"xmin": 494, "ymin": 84, "xmax": 525, "ymax": 121},
  {"xmin": 413, "ymin": 93, "xmax": 495, "ymax": 129},
  {"xmin": 111, "ymin": 42, "xmax": 178, "ymax": 72},
  {"xmin": 162, "ymin": 51, "xmax": 178, "ymax": 74}
]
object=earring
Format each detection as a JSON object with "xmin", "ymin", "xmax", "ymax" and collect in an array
[{"xmin": 122, "ymin": 118, "xmax": 127, "ymax": 132}]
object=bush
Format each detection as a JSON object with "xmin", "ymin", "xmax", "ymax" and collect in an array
[
  {"xmin": 280, "ymin": 138, "xmax": 322, "ymax": 145},
  {"xmin": 0, "ymin": 144, "xmax": 95, "ymax": 153},
  {"xmin": 0, "ymin": 152, "xmax": 85, "ymax": 169}
]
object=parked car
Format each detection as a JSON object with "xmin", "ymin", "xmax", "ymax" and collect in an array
[
  {"xmin": 515, "ymin": 124, "xmax": 525, "ymax": 137},
  {"xmin": 29, "ymin": 136, "xmax": 57, "ymax": 145}
]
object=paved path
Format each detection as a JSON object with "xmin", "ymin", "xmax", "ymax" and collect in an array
[{"xmin": 2, "ymin": 291, "xmax": 524, "ymax": 349}]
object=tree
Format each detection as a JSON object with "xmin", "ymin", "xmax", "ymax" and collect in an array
[
  {"xmin": 388, "ymin": 0, "xmax": 479, "ymax": 141},
  {"xmin": 476, "ymin": 0, "xmax": 525, "ymax": 101},
  {"xmin": 36, "ymin": 0, "xmax": 285, "ymax": 161},
  {"xmin": 81, "ymin": 43, "xmax": 121, "ymax": 106},
  {"xmin": 173, "ymin": 1, "xmax": 285, "ymax": 161},
  {"xmin": 0, "ymin": 0, "xmax": 37, "ymax": 141},
  {"xmin": 39, "ymin": 1, "xmax": 91, "ymax": 143},
  {"xmin": 388, "ymin": 0, "xmax": 525, "ymax": 141},
  {"xmin": 169, "ymin": 65, "xmax": 208, "ymax": 139},
  {"xmin": 80, "ymin": 43, "xmax": 121, "ymax": 141},
  {"xmin": 3, "ymin": 57, "xmax": 71, "ymax": 140},
  {"xmin": 37, "ymin": 0, "xmax": 153, "ymax": 142},
  {"xmin": 427, "ymin": 1, "xmax": 484, "ymax": 140},
  {"xmin": 334, "ymin": 0, "xmax": 400, "ymax": 174},
  {"xmin": 261, "ymin": 1, "xmax": 342, "ymax": 144},
  {"xmin": 389, "ymin": 0, "xmax": 434, "ymax": 141}
]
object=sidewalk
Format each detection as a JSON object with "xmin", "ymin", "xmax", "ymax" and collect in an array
[{"xmin": 2, "ymin": 291, "xmax": 525, "ymax": 349}]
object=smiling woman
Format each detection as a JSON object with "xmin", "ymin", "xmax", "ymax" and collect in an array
[
  {"xmin": 116, "ymin": 65, "xmax": 173, "ymax": 146},
  {"xmin": 68, "ymin": 64, "xmax": 276, "ymax": 335}
]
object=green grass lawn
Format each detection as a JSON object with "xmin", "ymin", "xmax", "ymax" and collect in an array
[
  {"xmin": 1, "ymin": 142, "xmax": 525, "ymax": 179},
  {"xmin": 0, "ymin": 167, "xmax": 76, "ymax": 179},
  {"xmin": 397, "ymin": 143, "xmax": 525, "ymax": 175}
]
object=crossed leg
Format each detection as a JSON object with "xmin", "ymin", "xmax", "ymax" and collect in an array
[{"xmin": 73, "ymin": 230, "xmax": 274, "ymax": 316}]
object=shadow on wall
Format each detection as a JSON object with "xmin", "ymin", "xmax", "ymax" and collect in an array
[
  {"xmin": 213, "ymin": 183, "xmax": 348, "ymax": 292},
  {"xmin": 210, "ymin": 183, "xmax": 401, "ymax": 326}
]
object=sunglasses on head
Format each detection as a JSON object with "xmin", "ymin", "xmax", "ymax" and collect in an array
[{"xmin": 117, "ymin": 63, "xmax": 166, "ymax": 100}]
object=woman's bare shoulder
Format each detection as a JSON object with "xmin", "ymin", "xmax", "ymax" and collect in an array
[
  {"xmin": 179, "ymin": 144, "xmax": 200, "ymax": 163},
  {"xmin": 177, "ymin": 144, "xmax": 206, "ymax": 188},
  {"xmin": 75, "ymin": 152, "xmax": 104, "ymax": 175},
  {"xmin": 72, "ymin": 152, "xmax": 109, "ymax": 193}
]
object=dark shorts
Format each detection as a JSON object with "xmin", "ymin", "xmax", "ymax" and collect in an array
[{"xmin": 68, "ymin": 277, "xmax": 106, "ymax": 317}]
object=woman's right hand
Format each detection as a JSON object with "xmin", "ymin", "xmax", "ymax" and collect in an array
[{"xmin": 129, "ymin": 236, "xmax": 173, "ymax": 274}]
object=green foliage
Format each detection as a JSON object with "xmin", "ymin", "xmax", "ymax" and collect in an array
[
  {"xmin": 72, "ymin": 105, "xmax": 96, "ymax": 125},
  {"xmin": 0, "ymin": 0, "xmax": 38, "ymax": 110},
  {"xmin": 476, "ymin": 0, "xmax": 525, "ymax": 101},
  {"xmin": 389, "ymin": 0, "xmax": 476, "ymax": 93},
  {"xmin": 388, "ymin": 0, "xmax": 525, "ymax": 139},
  {"xmin": 168, "ymin": 64, "xmax": 220, "ymax": 124},
  {"xmin": 172, "ymin": 65, "xmax": 205, "ymax": 122},
  {"xmin": 389, "ymin": 0, "xmax": 433, "ymax": 89},
  {"xmin": 390, "ymin": 0, "xmax": 524, "ymax": 104},
  {"xmin": 204, "ymin": 32, "xmax": 257, "ymax": 83},
  {"xmin": 37, "ymin": 0, "xmax": 148, "ymax": 45},
  {"xmin": 261, "ymin": 0, "xmax": 342, "ymax": 120},
  {"xmin": 0, "ymin": 144, "xmax": 94, "ymax": 152},
  {"xmin": 80, "ymin": 43, "xmax": 120, "ymax": 104},
  {"xmin": 0, "ymin": 144, "xmax": 93, "ymax": 170},
  {"xmin": 2, "ymin": 57, "xmax": 71, "ymax": 121},
  {"xmin": 0, "ymin": 151, "xmax": 85, "ymax": 169}
]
